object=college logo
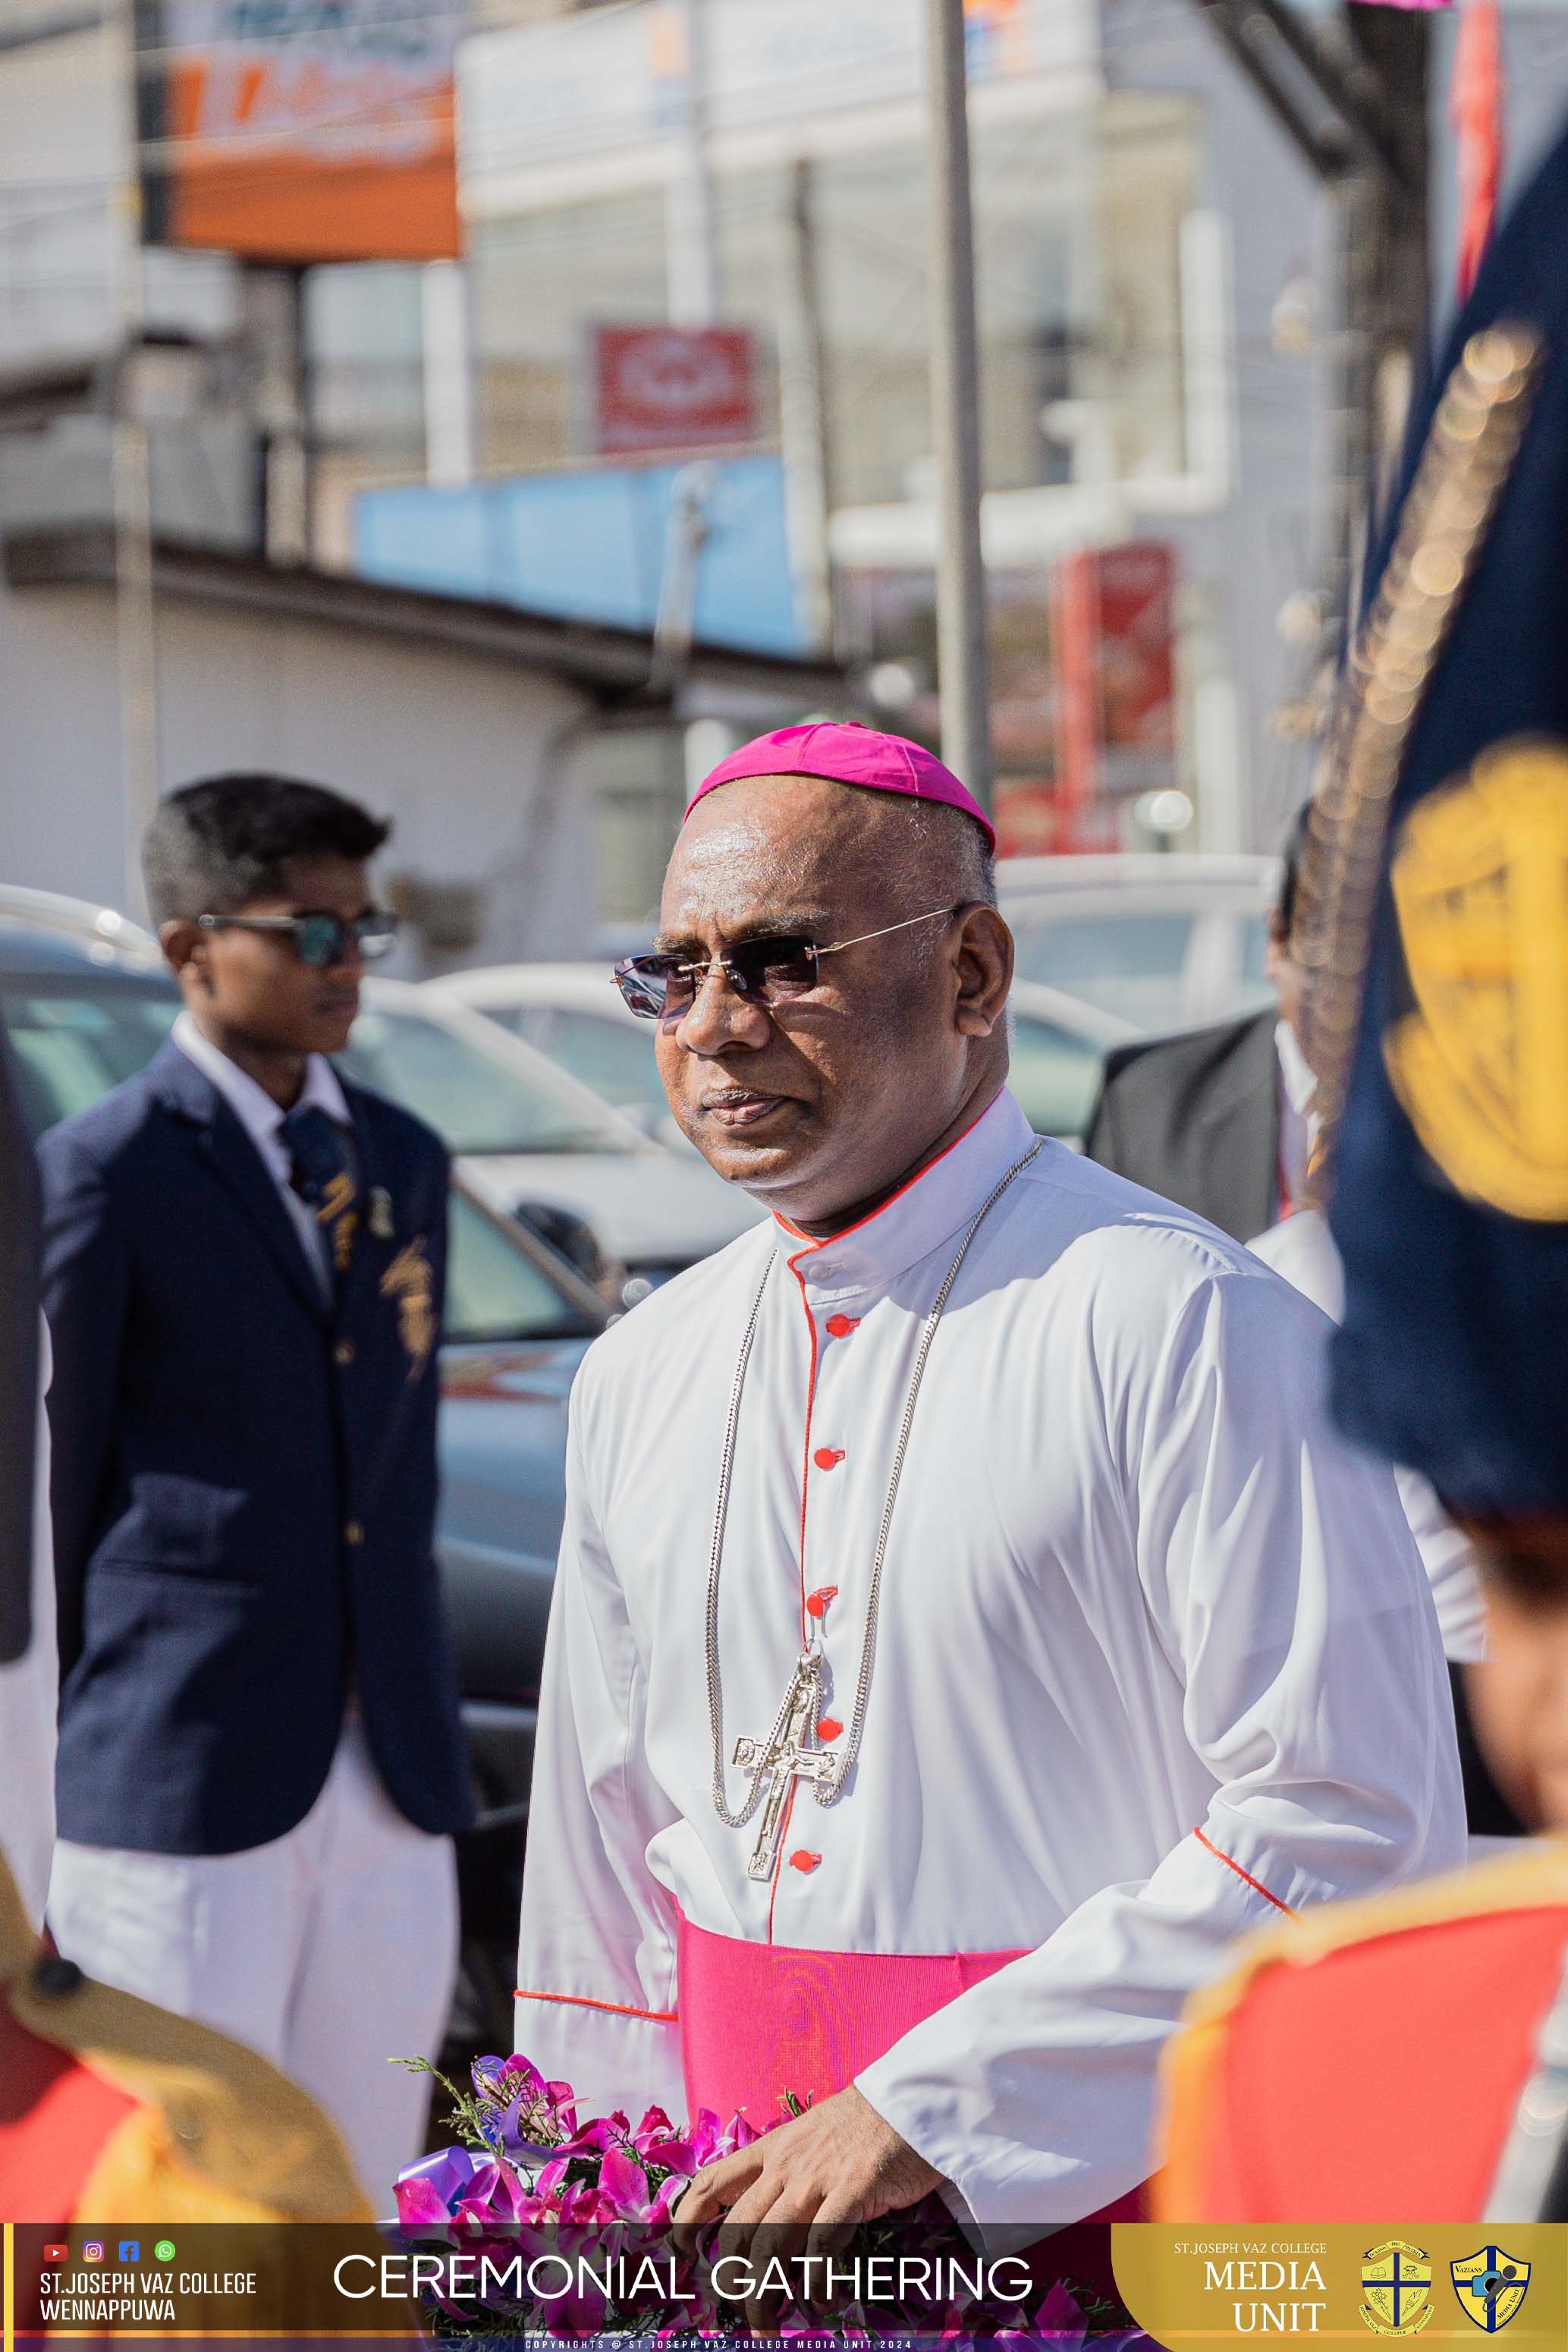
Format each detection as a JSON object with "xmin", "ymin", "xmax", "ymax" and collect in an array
[
  {"xmin": 1452, "ymin": 2248, "xmax": 1530, "ymax": 2332},
  {"xmin": 1385, "ymin": 738, "xmax": 1568, "ymax": 1221},
  {"xmin": 1361, "ymin": 2242, "xmax": 1433, "ymax": 2335},
  {"xmin": 381, "ymin": 1234, "xmax": 435, "ymax": 1379}
]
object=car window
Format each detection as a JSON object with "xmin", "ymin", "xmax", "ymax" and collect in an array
[
  {"xmin": 445, "ymin": 1190, "xmax": 600, "ymax": 1342},
  {"xmin": 1238, "ymin": 912, "xmax": 1276, "ymax": 1006},
  {"xmin": 1, "ymin": 984, "xmax": 178, "ymax": 1138},
  {"xmin": 1007, "ymin": 1013, "xmax": 1107, "ymax": 1140},
  {"xmin": 338, "ymin": 1008, "xmax": 624, "ymax": 1156},
  {"xmin": 531, "ymin": 1007, "xmax": 667, "ymax": 1119},
  {"xmin": 1010, "ymin": 913, "xmax": 1195, "ymax": 1029}
]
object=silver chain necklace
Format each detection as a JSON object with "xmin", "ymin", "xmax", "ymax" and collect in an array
[{"xmin": 705, "ymin": 1140, "xmax": 1043, "ymax": 1880}]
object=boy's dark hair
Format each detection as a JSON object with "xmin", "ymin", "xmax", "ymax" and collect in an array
[{"xmin": 143, "ymin": 775, "xmax": 391, "ymax": 926}]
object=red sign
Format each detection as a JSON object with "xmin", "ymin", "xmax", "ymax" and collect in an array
[
  {"xmin": 1050, "ymin": 540, "xmax": 1177, "ymax": 849},
  {"xmin": 589, "ymin": 325, "xmax": 757, "ymax": 457}
]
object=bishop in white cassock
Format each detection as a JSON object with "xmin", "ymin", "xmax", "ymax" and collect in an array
[{"xmin": 515, "ymin": 723, "xmax": 1464, "ymax": 2234}]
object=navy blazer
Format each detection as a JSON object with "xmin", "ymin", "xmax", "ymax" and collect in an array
[{"xmin": 39, "ymin": 1039, "xmax": 473, "ymax": 1855}]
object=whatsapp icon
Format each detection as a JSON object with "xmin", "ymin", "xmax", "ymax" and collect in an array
[{"xmin": 154, "ymin": 2241, "xmax": 175, "ymax": 2262}]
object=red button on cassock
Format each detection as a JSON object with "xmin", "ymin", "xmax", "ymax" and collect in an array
[
  {"xmin": 790, "ymin": 1850, "xmax": 822, "ymax": 1873},
  {"xmin": 816, "ymin": 1716, "xmax": 843, "ymax": 1742},
  {"xmin": 806, "ymin": 1586, "xmax": 838, "ymax": 1619},
  {"xmin": 812, "ymin": 1447, "xmax": 845, "ymax": 1470},
  {"xmin": 825, "ymin": 1314, "xmax": 859, "ymax": 1338}
]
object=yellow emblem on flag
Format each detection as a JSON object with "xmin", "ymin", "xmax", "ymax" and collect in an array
[
  {"xmin": 1385, "ymin": 738, "xmax": 1568, "ymax": 1220},
  {"xmin": 1361, "ymin": 2242, "xmax": 1432, "ymax": 2335},
  {"xmin": 1451, "ymin": 2248, "xmax": 1530, "ymax": 2333}
]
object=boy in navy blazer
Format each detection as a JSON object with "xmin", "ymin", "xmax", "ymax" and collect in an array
[{"xmin": 39, "ymin": 774, "xmax": 473, "ymax": 2193}]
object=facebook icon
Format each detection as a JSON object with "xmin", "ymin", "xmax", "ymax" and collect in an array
[{"xmin": 118, "ymin": 2242, "xmax": 139, "ymax": 2263}]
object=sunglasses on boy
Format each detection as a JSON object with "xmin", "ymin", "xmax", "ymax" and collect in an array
[
  {"xmin": 196, "ymin": 910, "xmax": 399, "ymax": 968},
  {"xmin": 614, "ymin": 902, "xmax": 966, "ymax": 1020}
]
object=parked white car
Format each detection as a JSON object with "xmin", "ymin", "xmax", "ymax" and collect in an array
[
  {"xmin": 998, "ymin": 854, "xmax": 1279, "ymax": 1035},
  {"xmin": 341, "ymin": 980, "xmax": 762, "ymax": 1294},
  {"xmin": 431, "ymin": 962, "xmax": 677, "ymax": 1142},
  {"xmin": 1006, "ymin": 982, "xmax": 1138, "ymax": 1143}
]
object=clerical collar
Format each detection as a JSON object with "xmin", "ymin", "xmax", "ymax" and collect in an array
[{"xmin": 770, "ymin": 1086, "xmax": 1040, "ymax": 1297}]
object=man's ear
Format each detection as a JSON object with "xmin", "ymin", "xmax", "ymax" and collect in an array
[
  {"xmin": 159, "ymin": 917, "xmax": 202, "ymax": 983},
  {"xmin": 953, "ymin": 906, "xmax": 1013, "ymax": 1038}
]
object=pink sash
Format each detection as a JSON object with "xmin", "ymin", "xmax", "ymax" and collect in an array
[{"xmin": 676, "ymin": 1916, "xmax": 1144, "ymax": 2229}]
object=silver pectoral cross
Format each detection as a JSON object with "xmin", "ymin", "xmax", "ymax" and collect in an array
[{"xmin": 733, "ymin": 1649, "xmax": 837, "ymax": 1881}]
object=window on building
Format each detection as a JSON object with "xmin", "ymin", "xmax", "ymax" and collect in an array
[{"xmin": 588, "ymin": 726, "xmax": 689, "ymax": 951}]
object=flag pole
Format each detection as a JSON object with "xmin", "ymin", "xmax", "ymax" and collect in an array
[{"xmin": 924, "ymin": 0, "xmax": 991, "ymax": 810}]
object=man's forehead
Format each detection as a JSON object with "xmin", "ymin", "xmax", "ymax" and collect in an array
[{"xmin": 660, "ymin": 775, "xmax": 885, "ymax": 918}]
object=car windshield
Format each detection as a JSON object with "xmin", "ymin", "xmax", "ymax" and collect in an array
[
  {"xmin": 1010, "ymin": 911, "xmax": 1195, "ymax": 1030},
  {"xmin": 445, "ymin": 1190, "xmax": 601, "ymax": 1342},
  {"xmin": 1007, "ymin": 1012, "xmax": 1107, "ymax": 1140},
  {"xmin": 517, "ymin": 1005, "xmax": 668, "ymax": 1120},
  {"xmin": 338, "ymin": 1007, "xmax": 625, "ymax": 1156},
  {"xmin": 1, "ymin": 980, "xmax": 178, "ymax": 1136}
]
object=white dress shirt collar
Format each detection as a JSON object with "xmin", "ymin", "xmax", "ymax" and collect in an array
[
  {"xmin": 171, "ymin": 1008, "xmax": 351, "ymax": 1155},
  {"xmin": 770, "ymin": 1086, "xmax": 1038, "ymax": 1295}
]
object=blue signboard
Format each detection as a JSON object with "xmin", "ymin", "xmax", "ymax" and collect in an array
[{"xmin": 352, "ymin": 454, "xmax": 806, "ymax": 656}]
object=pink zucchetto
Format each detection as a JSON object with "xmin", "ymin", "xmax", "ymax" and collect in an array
[{"xmin": 683, "ymin": 721, "xmax": 996, "ymax": 851}]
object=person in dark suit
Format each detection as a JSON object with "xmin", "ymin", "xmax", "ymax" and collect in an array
[
  {"xmin": 38, "ymin": 774, "xmax": 473, "ymax": 2196},
  {"xmin": 1083, "ymin": 814, "xmax": 1311, "ymax": 1240}
]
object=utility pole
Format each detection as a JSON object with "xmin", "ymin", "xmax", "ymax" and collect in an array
[
  {"xmin": 112, "ymin": 0, "xmax": 159, "ymax": 916},
  {"xmin": 923, "ymin": 0, "xmax": 991, "ymax": 809},
  {"xmin": 243, "ymin": 265, "xmax": 313, "ymax": 564},
  {"xmin": 667, "ymin": 0, "xmax": 720, "ymax": 325},
  {"xmin": 779, "ymin": 157, "xmax": 835, "ymax": 654}
]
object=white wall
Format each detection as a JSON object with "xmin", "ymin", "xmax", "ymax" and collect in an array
[{"xmin": 0, "ymin": 567, "xmax": 604, "ymax": 962}]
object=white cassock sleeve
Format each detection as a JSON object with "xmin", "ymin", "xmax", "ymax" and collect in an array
[
  {"xmin": 514, "ymin": 1401, "xmax": 687, "ymax": 2122},
  {"xmin": 856, "ymin": 1266, "xmax": 1466, "ymax": 2226}
]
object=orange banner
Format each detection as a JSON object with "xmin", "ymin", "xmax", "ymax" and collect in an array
[{"xmin": 146, "ymin": 2, "xmax": 460, "ymax": 264}]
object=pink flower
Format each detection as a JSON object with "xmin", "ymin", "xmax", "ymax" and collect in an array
[
  {"xmin": 391, "ymin": 2174, "xmax": 453, "ymax": 2234},
  {"xmin": 599, "ymin": 2142, "xmax": 653, "ymax": 2220},
  {"xmin": 393, "ymin": 2142, "xmax": 480, "ymax": 2231},
  {"xmin": 555, "ymin": 2111, "xmax": 631, "ymax": 2160}
]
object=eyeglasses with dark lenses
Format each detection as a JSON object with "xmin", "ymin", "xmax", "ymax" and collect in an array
[
  {"xmin": 613, "ymin": 903, "xmax": 963, "ymax": 1020},
  {"xmin": 197, "ymin": 910, "xmax": 400, "ymax": 968}
]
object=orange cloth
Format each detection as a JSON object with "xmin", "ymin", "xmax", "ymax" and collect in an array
[
  {"xmin": 0, "ymin": 1995, "xmax": 139, "ymax": 2221},
  {"xmin": 1157, "ymin": 1841, "xmax": 1568, "ymax": 2222}
]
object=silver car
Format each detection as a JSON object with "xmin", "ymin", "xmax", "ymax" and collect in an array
[{"xmin": 999, "ymin": 853, "xmax": 1279, "ymax": 1035}]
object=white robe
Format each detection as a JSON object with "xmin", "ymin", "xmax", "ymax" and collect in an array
[
  {"xmin": 1247, "ymin": 1207, "xmax": 1488, "ymax": 1667},
  {"xmin": 516, "ymin": 1089, "xmax": 1464, "ymax": 2223}
]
